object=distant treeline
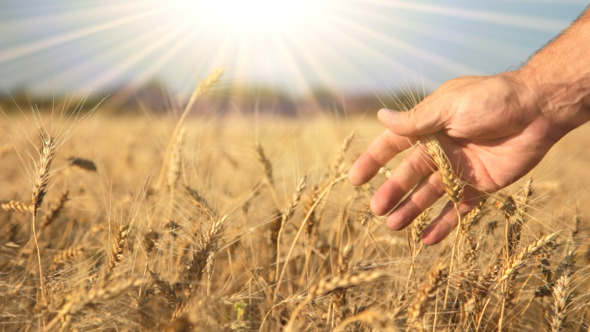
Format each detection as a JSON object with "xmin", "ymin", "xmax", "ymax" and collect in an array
[{"xmin": 0, "ymin": 81, "xmax": 428, "ymax": 116}]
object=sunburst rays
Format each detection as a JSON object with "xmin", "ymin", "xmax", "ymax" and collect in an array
[{"xmin": 0, "ymin": 0, "xmax": 586, "ymax": 99}]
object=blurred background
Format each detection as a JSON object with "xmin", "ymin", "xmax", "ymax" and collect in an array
[{"xmin": 0, "ymin": 0, "xmax": 588, "ymax": 114}]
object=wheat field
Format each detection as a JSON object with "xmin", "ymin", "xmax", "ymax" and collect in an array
[{"xmin": 1, "ymin": 86, "xmax": 590, "ymax": 331}]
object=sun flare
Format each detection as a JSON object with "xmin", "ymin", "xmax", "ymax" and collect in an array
[
  {"xmin": 169, "ymin": 0, "xmax": 326, "ymax": 33},
  {"xmin": 152, "ymin": 0, "xmax": 337, "ymax": 95},
  {"xmin": 0, "ymin": 0, "xmax": 582, "ymax": 99}
]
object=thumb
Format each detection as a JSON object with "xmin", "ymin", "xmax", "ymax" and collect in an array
[{"xmin": 377, "ymin": 103, "xmax": 449, "ymax": 137}]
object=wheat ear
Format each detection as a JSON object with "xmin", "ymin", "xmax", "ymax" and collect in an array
[
  {"xmin": 156, "ymin": 68, "xmax": 223, "ymax": 188},
  {"xmin": 284, "ymin": 269, "xmax": 389, "ymax": 331},
  {"xmin": 460, "ymin": 198, "xmax": 488, "ymax": 234},
  {"xmin": 333, "ymin": 307, "xmax": 398, "ymax": 332},
  {"xmin": 186, "ymin": 215, "xmax": 227, "ymax": 291},
  {"xmin": 273, "ymin": 176, "xmax": 307, "ymax": 280},
  {"xmin": 497, "ymin": 232, "xmax": 557, "ymax": 330},
  {"xmin": 312, "ymin": 269, "xmax": 390, "ymax": 297},
  {"xmin": 331, "ymin": 131, "xmax": 355, "ymax": 177},
  {"xmin": 30, "ymin": 135, "xmax": 57, "ymax": 304},
  {"xmin": 423, "ymin": 136, "xmax": 462, "ymax": 204},
  {"xmin": 497, "ymin": 232, "xmax": 559, "ymax": 284},
  {"xmin": 255, "ymin": 141, "xmax": 274, "ymax": 187},
  {"xmin": 274, "ymin": 174, "xmax": 347, "ymax": 302},
  {"xmin": 550, "ymin": 271, "xmax": 573, "ymax": 332},
  {"xmin": 45, "ymin": 278, "xmax": 147, "ymax": 331},
  {"xmin": 32, "ymin": 136, "xmax": 57, "ymax": 214},
  {"xmin": 408, "ymin": 263, "xmax": 448, "ymax": 325},
  {"xmin": 184, "ymin": 185, "xmax": 216, "ymax": 219},
  {"xmin": 41, "ymin": 190, "xmax": 69, "ymax": 230},
  {"xmin": 108, "ymin": 224, "xmax": 130, "ymax": 273},
  {"xmin": 1, "ymin": 200, "xmax": 34, "ymax": 213},
  {"xmin": 549, "ymin": 248, "xmax": 576, "ymax": 332},
  {"xmin": 423, "ymin": 135, "xmax": 463, "ymax": 309}
]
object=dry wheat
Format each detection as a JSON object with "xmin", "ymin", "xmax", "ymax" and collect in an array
[
  {"xmin": 331, "ymin": 131, "xmax": 355, "ymax": 176},
  {"xmin": 32, "ymin": 135, "xmax": 57, "ymax": 214},
  {"xmin": 41, "ymin": 190, "xmax": 68, "ymax": 230},
  {"xmin": 423, "ymin": 136, "xmax": 462, "ymax": 204},
  {"xmin": 497, "ymin": 232, "xmax": 559, "ymax": 284},
  {"xmin": 408, "ymin": 263, "xmax": 448, "ymax": 323},
  {"xmin": 108, "ymin": 224, "xmax": 130, "ymax": 272},
  {"xmin": 68, "ymin": 156, "xmax": 97, "ymax": 171},
  {"xmin": 312, "ymin": 269, "xmax": 390, "ymax": 297},
  {"xmin": 1, "ymin": 200, "xmax": 34, "ymax": 213},
  {"xmin": 255, "ymin": 141, "xmax": 274, "ymax": 186},
  {"xmin": 550, "ymin": 265, "xmax": 573, "ymax": 332}
]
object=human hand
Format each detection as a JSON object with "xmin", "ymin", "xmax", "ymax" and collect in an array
[{"xmin": 348, "ymin": 73, "xmax": 562, "ymax": 245}]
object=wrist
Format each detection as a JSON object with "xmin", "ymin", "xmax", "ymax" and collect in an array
[
  {"xmin": 510, "ymin": 65, "xmax": 590, "ymax": 138},
  {"xmin": 509, "ymin": 8, "xmax": 590, "ymax": 137}
]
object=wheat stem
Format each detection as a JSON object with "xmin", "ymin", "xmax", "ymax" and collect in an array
[{"xmin": 273, "ymin": 174, "xmax": 346, "ymax": 302}]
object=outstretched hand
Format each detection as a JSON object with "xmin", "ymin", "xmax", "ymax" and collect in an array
[{"xmin": 348, "ymin": 73, "xmax": 562, "ymax": 245}]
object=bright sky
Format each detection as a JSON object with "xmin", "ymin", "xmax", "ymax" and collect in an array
[{"xmin": 0, "ymin": 0, "xmax": 587, "ymax": 98}]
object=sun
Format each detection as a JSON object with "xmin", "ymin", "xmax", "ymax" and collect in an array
[
  {"xmin": 201, "ymin": 0, "xmax": 316, "ymax": 25},
  {"xmin": 149, "ymin": 0, "xmax": 334, "ymax": 94},
  {"xmin": 167, "ymin": 0, "xmax": 324, "ymax": 33}
]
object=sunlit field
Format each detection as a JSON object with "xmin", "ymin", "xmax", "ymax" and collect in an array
[
  {"xmin": 2, "ymin": 1, "xmax": 590, "ymax": 331},
  {"xmin": 1, "ymin": 72, "xmax": 590, "ymax": 331}
]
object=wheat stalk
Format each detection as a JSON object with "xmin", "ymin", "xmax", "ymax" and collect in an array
[
  {"xmin": 460, "ymin": 198, "xmax": 488, "ymax": 234},
  {"xmin": 497, "ymin": 232, "xmax": 559, "ymax": 284},
  {"xmin": 45, "ymin": 278, "xmax": 148, "ymax": 331},
  {"xmin": 186, "ymin": 215, "xmax": 227, "ymax": 291},
  {"xmin": 331, "ymin": 131, "xmax": 355, "ymax": 177},
  {"xmin": 274, "ymin": 174, "xmax": 347, "ymax": 302},
  {"xmin": 334, "ymin": 306, "xmax": 399, "ymax": 332},
  {"xmin": 283, "ymin": 175, "xmax": 307, "ymax": 222},
  {"xmin": 48, "ymin": 246, "xmax": 85, "ymax": 272},
  {"xmin": 149, "ymin": 271, "xmax": 179, "ymax": 309},
  {"xmin": 273, "ymin": 175, "xmax": 307, "ymax": 281},
  {"xmin": 184, "ymin": 185, "xmax": 217, "ymax": 219},
  {"xmin": 312, "ymin": 269, "xmax": 389, "ymax": 298},
  {"xmin": 408, "ymin": 209, "xmax": 431, "ymax": 282},
  {"xmin": 408, "ymin": 263, "xmax": 448, "ymax": 325},
  {"xmin": 108, "ymin": 224, "xmax": 130, "ymax": 273},
  {"xmin": 283, "ymin": 269, "xmax": 390, "ymax": 331},
  {"xmin": 411, "ymin": 208, "xmax": 431, "ymax": 246},
  {"xmin": 255, "ymin": 141, "xmax": 274, "ymax": 187},
  {"xmin": 550, "ymin": 264, "xmax": 573, "ymax": 332},
  {"xmin": 505, "ymin": 178, "xmax": 534, "ymax": 256},
  {"xmin": 422, "ymin": 136, "xmax": 462, "ymax": 204},
  {"xmin": 29, "ymin": 134, "xmax": 57, "ymax": 306},
  {"xmin": 32, "ymin": 135, "xmax": 57, "ymax": 214},
  {"xmin": 156, "ymin": 68, "xmax": 223, "ymax": 188},
  {"xmin": 300, "ymin": 185, "xmax": 322, "ymax": 284},
  {"xmin": 41, "ymin": 190, "xmax": 69, "ymax": 230},
  {"xmin": 422, "ymin": 136, "xmax": 463, "ymax": 310},
  {"xmin": 166, "ymin": 127, "xmax": 186, "ymax": 227}
]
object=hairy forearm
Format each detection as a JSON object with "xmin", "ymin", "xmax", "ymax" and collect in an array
[{"xmin": 514, "ymin": 7, "xmax": 590, "ymax": 135}]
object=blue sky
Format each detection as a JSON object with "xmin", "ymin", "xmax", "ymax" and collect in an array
[{"xmin": 0, "ymin": 0, "xmax": 588, "ymax": 98}]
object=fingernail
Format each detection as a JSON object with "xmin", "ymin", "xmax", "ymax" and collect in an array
[{"xmin": 378, "ymin": 108, "xmax": 397, "ymax": 122}]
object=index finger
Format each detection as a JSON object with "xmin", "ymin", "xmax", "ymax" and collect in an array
[{"xmin": 348, "ymin": 129, "xmax": 414, "ymax": 186}]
